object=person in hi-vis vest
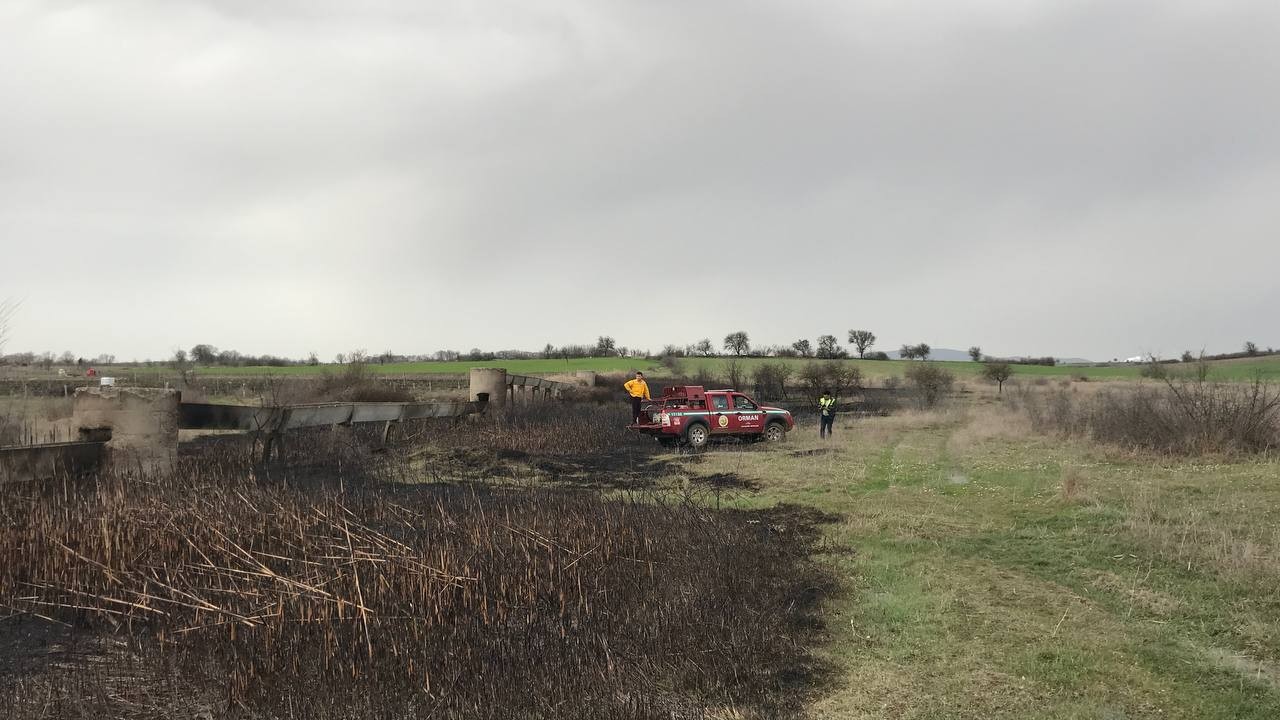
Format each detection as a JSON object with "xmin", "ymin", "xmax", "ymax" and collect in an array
[
  {"xmin": 624, "ymin": 371, "xmax": 651, "ymax": 424},
  {"xmin": 818, "ymin": 389, "xmax": 836, "ymax": 439}
]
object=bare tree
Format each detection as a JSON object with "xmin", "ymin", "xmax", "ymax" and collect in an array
[
  {"xmin": 695, "ymin": 338, "xmax": 715, "ymax": 357},
  {"xmin": 981, "ymin": 362, "xmax": 1013, "ymax": 395},
  {"xmin": 725, "ymin": 356, "xmax": 745, "ymax": 390},
  {"xmin": 899, "ymin": 343, "xmax": 932, "ymax": 361},
  {"xmin": 0, "ymin": 298, "xmax": 18, "ymax": 355},
  {"xmin": 816, "ymin": 335, "xmax": 847, "ymax": 359},
  {"xmin": 968, "ymin": 346, "xmax": 983, "ymax": 362},
  {"xmin": 1244, "ymin": 340, "xmax": 1259, "ymax": 356},
  {"xmin": 723, "ymin": 331, "xmax": 750, "ymax": 356},
  {"xmin": 847, "ymin": 330, "xmax": 876, "ymax": 358}
]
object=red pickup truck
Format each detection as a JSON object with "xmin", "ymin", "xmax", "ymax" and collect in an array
[{"xmin": 629, "ymin": 386, "xmax": 794, "ymax": 448}]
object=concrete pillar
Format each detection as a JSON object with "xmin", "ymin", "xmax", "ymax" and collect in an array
[
  {"xmin": 574, "ymin": 371, "xmax": 598, "ymax": 387},
  {"xmin": 469, "ymin": 367, "xmax": 508, "ymax": 409},
  {"xmin": 73, "ymin": 387, "xmax": 180, "ymax": 475}
]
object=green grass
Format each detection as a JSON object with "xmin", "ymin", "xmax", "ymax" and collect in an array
[
  {"xmin": 673, "ymin": 355, "xmax": 1280, "ymax": 383},
  {"xmin": 27, "ymin": 356, "xmax": 664, "ymax": 379},
  {"xmin": 673, "ymin": 404, "xmax": 1280, "ymax": 718},
  {"xmin": 8, "ymin": 353, "xmax": 1279, "ymax": 383},
  {"xmin": 191, "ymin": 356, "xmax": 663, "ymax": 376}
]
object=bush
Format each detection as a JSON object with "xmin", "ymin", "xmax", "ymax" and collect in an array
[
  {"xmin": 797, "ymin": 361, "xmax": 861, "ymax": 404},
  {"xmin": 752, "ymin": 362, "xmax": 793, "ymax": 401},
  {"xmin": 904, "ymin": 364, "xmax": 954, "ymax": 407},
  {"xmin": 865, "ymin": 351, "xmax": 890, "ymax": 361}
]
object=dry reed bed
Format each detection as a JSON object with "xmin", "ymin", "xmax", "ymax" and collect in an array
[
  {"xmin": 0, "ymin": 452, "xmax": 830, "ymax": 718},
  {"xmin": 421, "ymin": 403, "xmax": 649, "ymax": 459}
]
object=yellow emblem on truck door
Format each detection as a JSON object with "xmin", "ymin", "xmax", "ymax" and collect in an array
[{"xmin": 717, "ymin": 415, "xmax": 729, "ymax": 428}]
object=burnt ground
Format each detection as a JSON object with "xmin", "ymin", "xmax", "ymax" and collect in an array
[{"xmin": 0, "ymin": 403, "xmax": 843, "ymax": 718}]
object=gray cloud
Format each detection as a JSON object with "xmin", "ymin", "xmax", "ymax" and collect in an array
[{"xmin": 2, "ymin": 0, "xmax": 1277, "ymax": 360}]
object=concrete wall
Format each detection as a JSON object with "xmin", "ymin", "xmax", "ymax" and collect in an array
[{"xmin": 0, "ymin": 441, "xmax": 104, "ymax": 483}]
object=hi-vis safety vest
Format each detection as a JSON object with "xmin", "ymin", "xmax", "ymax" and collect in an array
[{"xmin": 819, "ymin": 396, "xmax": 835, "ymax": 416}]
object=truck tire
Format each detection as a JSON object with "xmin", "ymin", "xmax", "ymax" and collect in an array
[
  {"xmin": 764, "ymin": 422, "xmax": 786, "ymax": 443},
  {"xmin": 685, "ymin": 423, "xmax": 710, "ymax": 450}
]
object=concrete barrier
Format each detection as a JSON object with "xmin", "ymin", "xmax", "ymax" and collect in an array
[{"xmin": 0, "ymin": 440, "xmax": 105, "ymax": 483}]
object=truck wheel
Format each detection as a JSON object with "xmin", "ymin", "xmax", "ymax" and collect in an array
[
  {"xmin": 764, "ymin": 422, "xmax": 786, "ymax": 443},
  {"xmin": 686, "ymin": 423, "xmax": 710, "ymax": 449}
]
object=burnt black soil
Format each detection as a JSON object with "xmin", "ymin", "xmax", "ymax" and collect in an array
[{"xmin": 3, "ymin": 402, "xmax": 841, "ymax": 719}]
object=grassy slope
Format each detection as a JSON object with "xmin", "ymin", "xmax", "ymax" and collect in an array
[{"xmin": 675, "ymin": 405, "xmax": 1280, "ymax": 718}]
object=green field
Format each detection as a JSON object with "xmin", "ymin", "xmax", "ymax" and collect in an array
[
  {"xmin": 9, "ymin": 354, "xmax": 1279, "ymax": 384},
  {"xmin": 680, "ymin": 403, "xmax": 1280, "ymax": 718},
  {"xmin": 673, "ymin": 355, "xmax": 1280, "ymax": 383},
  {"xmin": 189, "ymin": 356, "xmax": 663, "ymax": 377}
]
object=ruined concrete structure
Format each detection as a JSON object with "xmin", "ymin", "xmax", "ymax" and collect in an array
[
  {"xmin": 73, "ymin": 387, "xmax": 180, "ymax": 474},
  {"xmin": 468, "ymin": 368, "xmax": 509, "ymax": 407},
  {"xmin": 4, "ymin": 371, "xmax": 577, "ymax": 481},
  {"xmin": 468, "ymin": 368, "xmax": 577, "ymax": 408}
]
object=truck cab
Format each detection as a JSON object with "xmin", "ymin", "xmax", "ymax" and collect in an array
[{"xmin": 630, "ymin": 386, "xmax": 794, "ymax": 448}]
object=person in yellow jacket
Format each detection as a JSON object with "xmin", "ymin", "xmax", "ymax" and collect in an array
[
  {"xmin": 818, "ymin": 389, "xmax": 836, "ymax": 439},
  {"xmin": 624, "ymin": 371, "xmax": 651, "ymax": 424}
]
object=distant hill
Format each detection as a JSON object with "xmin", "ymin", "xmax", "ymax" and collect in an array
[
  {"xmin": 885, "ymin": 348, "xmax": 1096, "ymax": 364},
  {"xmin": 886, "ymin": 348, "xmax": 974, "ymax": 361}
]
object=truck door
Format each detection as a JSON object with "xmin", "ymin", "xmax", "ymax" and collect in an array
[
  {"xmin": 731, "ymin": 394, "xmax": 763, "ymax": 432},
  {"xmin": 708, "ymin": 393, "xmax": 734, "ymax": 434}
]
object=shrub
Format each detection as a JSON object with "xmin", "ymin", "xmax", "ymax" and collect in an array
[
  {"xmin": 797, "ymin": 361, "xmax": 862, "ymax": 404},
  {"xmin": 904, "ymin": 364, "xmax": 954, "ymax": 407},
  {"xmin": 1011, "ymin": 379, "xmax": 1280, "ymax": 454},
  {"xmin": 752, "ymin": 362, "xmax": 793, "ymax": 401},
  {"xmin": 865, "ymin": 351, "xmax": 890, "ymax": 361}
]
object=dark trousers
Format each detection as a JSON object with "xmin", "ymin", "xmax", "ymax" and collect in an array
[
  {"xmin": 631, "ymin": 396, "xmax": 643, "ymax": 423},
  {"xmin": 819, "ymin": 413, "xmax": 834, "ymax": 438}
]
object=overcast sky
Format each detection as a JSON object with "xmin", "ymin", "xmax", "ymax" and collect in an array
[{"xmin": 2, "ymin": 0, "xmax": 1277, "ymax": 362}]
